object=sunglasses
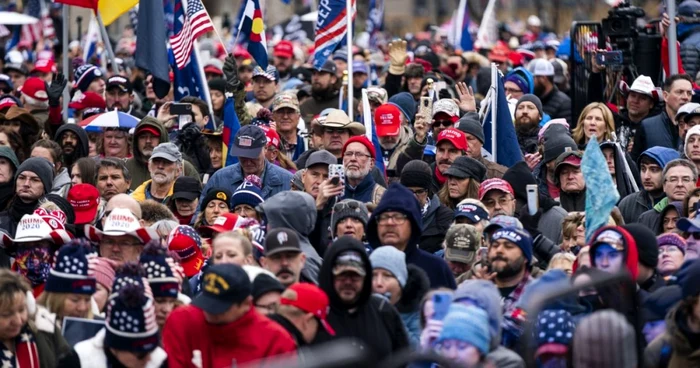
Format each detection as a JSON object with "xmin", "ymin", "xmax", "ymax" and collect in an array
[
  {"xmin": 410, "ymin": 188, "xmax": 427, "ymax": 195},
  {"xmin": 689, "ymin": 232, "xmax": 700, "ymax": 240},
  {"xmin": 433, "ymin": 120, "xmax": 454, "ymax": 128}
]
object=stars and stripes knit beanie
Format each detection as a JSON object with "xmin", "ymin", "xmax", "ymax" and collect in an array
[{"xmin": 45, "ymin": 239, "xmax": 97, "ymax": 295}]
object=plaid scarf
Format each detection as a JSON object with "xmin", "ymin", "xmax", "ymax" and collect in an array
[
  {"xmin": 0, "ymin": 325, "xmax": 40, "ymax": 368},
  {"xmin": 500, "ymin": 270, "xmax": 533, "ymax": 349}
]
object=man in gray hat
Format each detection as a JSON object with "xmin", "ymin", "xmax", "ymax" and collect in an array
[
  {"xmin": 132, "ymin": 142, "xmax": 183, "ymax": 203},
  {"xmin": 302, "ymin": 150, "xmax": 338, "ymax": 205}
]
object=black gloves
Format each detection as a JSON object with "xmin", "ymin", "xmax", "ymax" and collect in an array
[
  {"xmin": 46, "ymin": 73, "xmax": 67, "ymax": 107},
  {"xmin": 222, "ymin": 54, "xmax": 242, "ymax": 92}
]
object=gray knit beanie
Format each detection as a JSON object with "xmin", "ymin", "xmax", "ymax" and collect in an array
[
  {"xmin": 456, "ymin": 113, "xmax": 485, "ymax": 144},
  {"xmin": 369, "ymin": 246, "xmax": 408, "ymax": 288},
  {"xmin": 515, "ymin": 94, "xmax": 543, "ymax": 118},
  {"xmin": 331, "ymin": 199, "xmax": 370, "ymax": 238},
  {"xmin": 15, "ymin": 157, "xmax": 54, "ymax": 195}
]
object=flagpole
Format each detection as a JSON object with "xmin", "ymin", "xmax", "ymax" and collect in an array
[
  {"xmin": 345, "ymin": 0, "xmax": 353, "ymax": 118},
  {"xmin": 361, "ymin": 89, "xmax": 372, "ymax": 140},
  {"xmin": 62, "ymin": 4, "xmax": 69, "ymax": 121},
  {"xmin": 491, "ymin": 63, "xmax": 497, "ymax": 163},
  {"xmin": 181, "ymin": 0, "xmax": 216, "ymax": 126},
  {"xmin": 199, "ymin": 2, "xmax": 228, "ymax": 51},
  {"xmin": 454, "ymin": 0, "xmax": 466, "ymax": 49},
  {"xmin": 95, "ymin": 11, "xmax": 119, "ymax": 75}
]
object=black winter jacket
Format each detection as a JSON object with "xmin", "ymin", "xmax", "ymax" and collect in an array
[
  {"xmin": 314, "ymin": 237, "xmax": 409, "ymax": 362},
  {"xmin": 631, "ymin": 111, "xmax": 679, "ymax": 162},
  {"xmin": 539, "ymin": 87, "xmax": 572, "ymax": 125}
]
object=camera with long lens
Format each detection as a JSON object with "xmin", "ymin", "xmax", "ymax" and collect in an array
[{"xmin": 601, "ymin": 1, "xmax": 646, "ymax": 66}]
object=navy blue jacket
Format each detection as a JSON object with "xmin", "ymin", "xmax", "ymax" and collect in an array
[
  {"xmin": 343, "ymin": 173, "xmax": 379, "ymax": 204},
  {"xmin": 366, "ymin": 183, "xmax": 456, "ymax": 289},
  {"xmin": 631, "ymin": 111, "xmax": 678, "ymax": 162}
]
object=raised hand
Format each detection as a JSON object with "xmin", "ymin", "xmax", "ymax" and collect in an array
[
  {"xmin": 47, "ymin": 73, "xmax": 68, "ymax": 107},
  {"xmin": 455, "ymin": 82, "xmax": 476, "ymax": 112},
  {"xmin": 387, "ymin": 39, "xmax": 408, "ymax": 75}
]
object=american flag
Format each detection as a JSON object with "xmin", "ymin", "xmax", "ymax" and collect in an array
[
  {"xmin": 169, "ymin": 0, "xmax": 214, "ymax": 69},
  {"xmin": 21, "ymin": 0, "xmax": 55, "ymax": 46}
]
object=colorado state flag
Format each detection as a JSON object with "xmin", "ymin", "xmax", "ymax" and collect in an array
[{"xmin": 238, "ymin": 0, "xmax": 268, "ymax": 69}]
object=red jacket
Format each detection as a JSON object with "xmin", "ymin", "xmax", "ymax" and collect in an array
[{"xmin": 162, "ymin": 305, "xmax": 297, "ymax": 368}]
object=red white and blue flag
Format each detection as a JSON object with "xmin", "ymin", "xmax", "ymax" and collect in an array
[
  {"xmin": 169, "ymin": 0, "xmax": 214, "ymax": 69},
  {"xmin": 313, "ymin": 0, "xmax": 356, "ymax": 70},
  {"xmin": 238, "ymin": 0, "xmax": 268, "ymax": 69}
]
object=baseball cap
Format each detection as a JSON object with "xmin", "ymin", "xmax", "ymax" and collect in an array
[
  {"xmin": 171, "ymin": 176, "xmax": 202, "ymax": 201},
  {"xmin": 366, "ymin": 87, "xmax": 388, "ymax": 104},
  {"xmin": 677, "ymin": 103, "xmax": 700, "ymax": 122},
  {"xmin": 685, "ymin": 107, "xmax": 700, "ymax": 123},
  {"xmin": 305, "ymin": 149, "xmax": 337, "ymax": 169},
  {"xmin": 68, "ymin": 184, "xmax": 100, "ymax": 225},
  {"xmin": 18, "ymin": 77, "xmax": 48, "ymax": 101},
  {"xmin": 483, "ymin": 215, "xmax": 524, "ymax": 234},
  {"xmin": 432, "ymin": 99, "xmax": 460, "ymax": 119},
  {"xmin": 0, "ymin": 74, "xmax": 13, "ymax": 91},
  {"xmin": 273, "ymin": 40, "xmax": 294, "ymax": 58},
  {"xmin": 230, "ymin": 125, "xmax": 267, "ymax": 159},
  {"xmin": 106, "ymin": 76, "xmax": 133, "ymax": 93},
  {"xmin": 454, "ymin": 203, "xmax": 490, "ymax": 223},
  {"xmin": 252, "ymin": 66, "xmax": 280, "ymax": 82},
  {"xmin": 203, "ymin": 59, "xmax": 224, "ymax": 76},
  {"xmin": 200, "ymin": 213, "xmax": 249, "ymax": 235},
  {"xmin": 478, "ymin": 178, "xmax": 515, "ymax": 200},
  {"xmin": 332, "ymin": 250, "xmax": 366, "ymax": 277},
  {"xmin": 150, "ymin": 142, "xmax": 182, "ymax": 163},
  {"xmin": 167, "ymin": 225, "xmax": 205, "ymax": 277},
  {"xmin": 69, "ymin": 91, "xmax": 106, "ymax": 110},
  {"xmin": 280, "ymin": 283, "xmax": 336, "ymax": 335},
  {"xmin": 677, "ymin": 217, "xmax": 700, "ymax": 233},
  {"xmin": 530, "ymin": 58, "xmax": 554, "ymax": 77},
  {"xmin": 375, "ymin": 104, "xmax": 401, "ymax": 137},
  {"xmin": 590, "ymin": 228, "xmax": 626, "ymax": 251},
  {"xmin": 352, "ymin": 60, "xmax": 368, "ymax": 74},
  {"xmin": 264, "ymin": 228, "xmax": 302, "ymax": 257},
  {"xmin": 317, "ymin": 60, "xmax": 338, "ymax": 75},
  {"xmin": 135, "ymin": 125, "xmax": 161, "ymax": 138},
  {"xmin": 31, "ymin": 59, "xmax": 56, "ymax": 74},
  {"xmin": 0, "ymin": 95, "xmax": 20, "ymax": 110},
  {"xmin": 272, "ymin": 93, "xmax": 300, "ymax": 112},
  {"xmin": 444, "ymin": 224, "xmax": 480, "ymax": 264},
  {"xmin": 192, "ymin": 264, "xmax": 252, "ymax": 314},
  {"xmin": 554, "ymin": 151, "xmax": 583, "ymax": 177},
  {"xmin": 435, "ymin": 128, "xmax": 467, "ymax": 151}
]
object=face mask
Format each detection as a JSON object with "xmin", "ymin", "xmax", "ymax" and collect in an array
[{"xmin": 14, "ymin": 247, "xmax": 53, "ymax": 286}]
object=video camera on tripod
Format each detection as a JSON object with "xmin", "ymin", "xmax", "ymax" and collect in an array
[{"xmin": 601, "ymin": 1, "xmax": 646, "ymax": 67}]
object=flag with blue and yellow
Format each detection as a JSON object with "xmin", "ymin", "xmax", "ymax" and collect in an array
[
  {"xmin": 222, "ymin": 96, "xmax": 241, "ymax": 167},
  {"xmin": 238, "ymin": 0, "xmax": 268, "ymax": 69}
]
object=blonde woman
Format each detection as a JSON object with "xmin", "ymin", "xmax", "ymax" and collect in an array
[
  {"xmin": 37, "ymin": 241, "xmax": 97, "ymax": 327},
  {"xmin": 572, "ymin": 102, "xmax": 616, "ymax": 147}
]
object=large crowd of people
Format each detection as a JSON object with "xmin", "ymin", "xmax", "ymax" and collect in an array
[{"xmin": 3, "ymin": 1, "xmax": 700, "ymax": 367}]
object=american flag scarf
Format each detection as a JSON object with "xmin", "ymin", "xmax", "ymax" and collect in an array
[{"xmin": 0, "ymin": 324, "xmax": 40, "ymax": 368}]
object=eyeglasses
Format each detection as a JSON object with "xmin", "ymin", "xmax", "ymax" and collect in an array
[
  {"xmin": 433, "ymin": 120, "xmax": 454, "ymax": 128},
  {"xmin": 665, "ymin": 176, "xmax": 693, "ymax": 184},
  {"xmin": 377, "ymin": 213, "xmax": 408, "ymax": 225},
  {"xmin": 505, "ymin": 87, "xmax": 522, "ymax": 95},
  {"xmin": 343, "ymin": 151, "xmax": 371, "ymax": 159},
  {"xmin": 659, "ymin": 246, "xmax": 682, "ymax": 254},
  {"xmin": 482, "ymin": 196, "xmax": 514, "ymax": 208},
  {"xmin": 255, "ymin": 302, "xmax": 279, "ymax": 313},
  {"xmin": 410, "ymin": 188, "xmax": 427, "ymax": 196}
]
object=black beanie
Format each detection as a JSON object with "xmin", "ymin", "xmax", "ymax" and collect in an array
[
  {"xmin": 199, "ymin": 187, "xmax": 233, "ymax": 212},
  {"xmin": 15, "ymin": 157, "xmax": 54, "ymax": 195},
  {"xmin": 456, "ymin": 113, "xmax": 485, "ymax": 144},
  {"xmin": 502, "ymin": 161, "xmax": 537, "ymax": 202},
  {"xmin": 208, "ymin": 78, "xmax": 226, "ymax": 95},
  {"xmin": 543, "ymin": 133, "xmax": 578, "ymax": 163},
  {"xmin": 622, "ymin": 223, "xmax": 659, "ymax": 268},
  {"xmin": 516, "ymin": 94, "xmax": 543, "ymax": 118},
  {"xmin": 252, "ymin": 274, "xmax": 285, "ymax": 302},
  {"xmin": 400, "ymin": 160, "xmax": 433, "ymax": 190}
]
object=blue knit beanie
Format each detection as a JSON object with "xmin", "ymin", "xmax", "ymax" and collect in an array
[
  {"xmin": 45, "ymin": 240, "xmax": 97, "ymax": 295},
  {"xmin": 105, "ymin": 284, "xmax": 159, "ymax": 353},
  {"xmin": 139, "ymin": 242, "xmax": 180, "ymax": 299},
  {"xmin": 232, "ymin": 180, "xmax": 264, "ymax": 209},
  {"xmin": 388, "ymin": 92, "xmax": 417, "ymax": 124},
  {"xmin": 453, "ymin": 280, "xmax": 502, "ymax": 346},
  {"xmin": 73, "ymin": 64, "xmax": 103, "ymax": 93},
  {"xmin": 535, "ymin": 309, "xmax": 575, "ymax": 356},
  {"xmin": 369, "ymin": 246, "xmax": 408, "ymax": 288},
  {"xmin": 491, "ymin": 227, "xmax": 533, "ymax": 264},
  {"xmin": 436, "ymin": 304, "xmax": 491, "ymax": 355}
]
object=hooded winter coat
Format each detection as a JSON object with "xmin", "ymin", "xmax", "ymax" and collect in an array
[
  {"xmin": 54, "ymin": 124, "xmax": 89, "ymax": 169},
  {"xmin": 314, "ymin": 237, "xmax": 409, "ymax": 361},
  {"xmin": 396, "ymin": 265, "xmax": 430, "ymax": 347},
  {"xmin": 638, "ymin": 198, "xmax": 676, "ymax": 234},
  {"xmin": 644, "ymin": 303, "xmax": 700, "ymax": 368},
  {"xmin": 656, "ymin": 201, "xmax": 684, "ymax": 235},
  {"xmin": 618, "ymin": 147, "xmax": 679, "ymax": 224},
  {"xmin": 600, "ymin": 141, "xmax": 641, "ymax": 200},
  {"xmin": 418, "ymin": 195, "xmax": 453, "ymax": 254},
  {"xmin": 50, "ymin": 168, "xmax": 71, "ymax": 198},
  {"xmin": 260, "ymin": 191, "xmax": 321, "ymax": 284},
  {"xmin": 367, "ymin": 183, "xmax": 456, "ymax": 289},
  {"xmin": 125, "ymin": 117, "xmax": 201, "ymax": 191}
]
